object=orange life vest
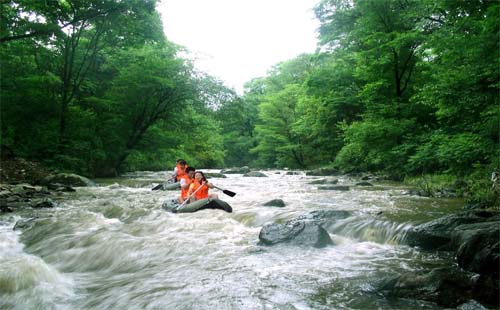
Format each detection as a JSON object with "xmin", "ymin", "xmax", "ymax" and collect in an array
[
  {"xmin": 175, "ymin": 163, "xmax": 188, "ymax": 181},
  {"xmin": 189, "ymin": 180, "xmax": 209, "ymax": 200},
  {"xmin": 180, "ymin": 174, "xmax": 193, "ymax": 199}
]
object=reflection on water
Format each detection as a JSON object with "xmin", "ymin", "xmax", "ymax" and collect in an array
[{"xmin": 0, "ymin": 170, "xmax": 463, "ymax": 309}]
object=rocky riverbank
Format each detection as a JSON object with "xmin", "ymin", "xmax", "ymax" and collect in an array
[{"xmin": 0, "ymin": 157, "xmax": 94, "ymax": 213}]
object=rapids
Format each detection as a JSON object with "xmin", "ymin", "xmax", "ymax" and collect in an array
[{"xmin": 0, "ymin": 170, "xmax": 463, "ymax": 309}]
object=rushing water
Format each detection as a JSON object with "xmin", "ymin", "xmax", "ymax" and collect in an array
[{"xmin": 0, "ymin": 170, "xmax": 464, "ymax": 310}]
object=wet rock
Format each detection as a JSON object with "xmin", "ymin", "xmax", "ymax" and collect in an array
[
  {"xmin": 403, "ymin": 211, "xmax": 500, "ymax": 308},
  {"xmin": 13, "ymin": 217, "xmax": 39, "ymax": 230},
  {"xmin": 318, "ymin": 185, "xmax": 350, "ymax": 191},
  {"xmin": 263, "ymin": 199, "xmax": 286, "ymax": 207},
  {"xmin": 375, "ymin": 267, "xmax": 475, "ymax": 308},
  {"xmin": 306, "ymin": 168, "xmax": 339, "ymax": 176},
  {"xmin": 221, "ymin": 166, "xmax": 250, "ymax": 174},
  {"xmin": 33, "ymin": 198, "xmax": 58, "ymax": 209},
  {"xmin": 404, "ymin": 210, "xmax": 500, "ymax": 251},
  {"xmin": 451, "ymin": 222, "xmax": 500, "ymax": 276},
  {"xmin": 308, "ymin": 179, "xmax": 338, "ymax": 185},
  {"xmin": 285, "ymin": 171, "xmax": 301, "ymax": 175},
  {"xmin": 47, "ymin": 183, "xmax": 76, "ymax": 192},
  {"xmin": 471, "ymin": 274, "xmax": 500, "ymax": 308},
  {"xmin": 204, "ymin": 172, "xmax": 227, "ymax": 178},
  {"xmin": 243, "ymin": 171, "xmax": 267, "ymax": 177},
  {"xmin": 295, "ymin": 210, "xmax": 351, "ymax": 225},
  {"xmin": 456, "ymin": 300, "xmax": 487, "ymax": 310},
  {"xmin": 259, "ymin": 220, "xmax": 333, "ymax": 248},
  {"xmin": 355, "ymin": 182, "xmax": 373, "ymax": 186},
  {"xmin": 0, "ymin": 205, "xmax": 13, "ymax": 212},
  {"xmin": 42, "ymin": 173, "xmax": 95, "ymax": 187}
]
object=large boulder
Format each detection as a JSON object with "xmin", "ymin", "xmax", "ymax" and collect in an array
[
  {"xmin": 375, "ymin": 268, "xmax": 476, "ymax": 308},
  {"xmin": 451, "ymin": 222, "xmax": 500, "ymax": 276},
  {"xmin": 259, "ymin": 220, "xmax": 333, "ymax": 248},
  {"xmin": 403, "ymin": 210, "xmax": 500, "ymax": 251},
  {"xmin": 42, "ymin": 173, "xmax": 95, "ymax": 187}
]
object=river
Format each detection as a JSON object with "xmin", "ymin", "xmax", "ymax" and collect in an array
[{"xmin": 0, "ymin": 170, "xmax": 464, "ymax": 309}]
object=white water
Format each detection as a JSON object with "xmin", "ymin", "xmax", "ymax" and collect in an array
[{"xmin": 0, "ymin": 170, "xmax": 462, "ymax": 309}]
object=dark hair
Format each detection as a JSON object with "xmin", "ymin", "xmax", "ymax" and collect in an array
[
  {"xmin": 178, "ymin": 159, "xmax": 187, "ymax": 165},
  {"xmin": 195, "ymin": 171, "xmax": 207, "ymax": 182},
  {"xmin": 185, "ymin": 166, "xmax": 195, "ymax": 173}
]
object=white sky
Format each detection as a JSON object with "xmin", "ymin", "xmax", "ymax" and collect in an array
[{"xmin": 157, "ymin": 0, "xmax": 320, "ymax": 94}]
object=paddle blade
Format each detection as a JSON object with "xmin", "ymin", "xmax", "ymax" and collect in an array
[
  {"xmin": 222, "ymin": 189, "xmax": 236, "ymax": 197},
  {"xmin": 151, "ymin": 183, "xmax": 163, "ymax": 191}
]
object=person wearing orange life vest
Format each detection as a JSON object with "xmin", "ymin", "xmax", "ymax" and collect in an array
[
  {"xmin": 178, "ymin": 166, "xmax": 195, "ymax": 203},
  {"xmin": 187, "ymin": 171, "xmax": 218, "ymax": 203},
  {"xmin": 172, "ymin": 159, "xmax": 188, "ymax": 182}
]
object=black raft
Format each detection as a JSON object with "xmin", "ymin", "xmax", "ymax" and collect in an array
[{"xmin": 162, "ymin": 198, "xmax": 232, "ymax": 213}]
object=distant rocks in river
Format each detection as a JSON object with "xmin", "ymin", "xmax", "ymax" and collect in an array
[
  {"xmin": 204, "ymin": 172, "xmax": 227, "ymax": 178},
  {"xmin": 42, "ymin": 173, "xmax": 95, "ymax": 187},
  {"xmin": 318, "ymin": 185, "xmax": 350, "ymax": 191},
  {"xmin": 305, "ymin": 168, "xmax": 339, "ymax": 176},
  {"xmin": 243, "ymin": 171, "xmax": 267, "ymax": 177},
  {"xmin": 220, "ymin": 166, "xmax": 251, "ymax": 174},
  {"xmin": 308, "ymin": 178, "xmax": 338, "ymax": 185},
  {"xmin": 355, "ymin": 181, "xmax": 373, "ymax": 186}
]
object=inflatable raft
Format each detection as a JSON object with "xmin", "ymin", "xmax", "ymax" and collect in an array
[
  {"xmin": 162, "ymin": 198, "xmax": 232, "ymax": 213},
  {"xmin": 152, "ymin": 181, "xmax": 180, "ymax": 191}
]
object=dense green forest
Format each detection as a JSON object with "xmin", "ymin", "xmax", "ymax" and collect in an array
[{"xmin": 1, "ymin": 0, "xmax": 498, "ymax": 205}]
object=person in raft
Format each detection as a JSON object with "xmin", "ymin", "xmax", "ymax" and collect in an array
[
  {"xmin": 187, "ymin": 171, "xmax": 218, "ymax": 203},
  {"xmin": 171, "ymin": 159, "xmax": 188, "ymax": 182},
  {"xmin": 178, "ymin": 166, "xmax": 195, "ymax": 203}
]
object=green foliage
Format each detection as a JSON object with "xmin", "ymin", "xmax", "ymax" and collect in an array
[
  {"xmin": 405, "ymin": 174, "xmax": 458, "ymax": 197},
  {"xmin": 334, "ymin": 119, "xmax": 414, "ymax": 175},
  {"xmin": 0, "ymin": 1, "xmax": 232, "ymax": 176}
]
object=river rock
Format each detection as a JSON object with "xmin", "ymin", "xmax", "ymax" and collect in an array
[
  {"xmin": 243, "ymin": 171, "xmax": 267, "ymax": 177},
  {"xmin": 295, "ymin": 210, "xmax": 351, "ymax": 227},
  {"xmin": 355, "ymin": 182, "xmax": 373, "ymax": 186},
  {"xmin": 375, "ymin": 267, "xmax": 476, "ymax": 308},
  {"xmin": 308, "ymin": 179, "xmax": 338, "ymax": 185},
  {"xmin": 42, "ymin": 173, "xmax": 95, "ymax": 187},
  {"xmin": 220, "ymin": 166, "xmax": 250, "ymax": 174},
  {"xmin": 456, "ymin": 300, "xmax": 488, "ymax": 310},
  {"xmin": 263, "ymin": 199, "xmax": 286, "ymax": 207},
  {"xmin": 259, "ymin": 220, "xmax": 333, "ymax": 248},
  {"xmin": 204, "ymin": 172, "xmax": 227, "ymax": 178},
  {"xmin": 306, "ymin": 168, "xmax": 339, "ymax": 176},
  {"xmin": 404, "ymin": 210, "xmax": 500, "ymax": 251},
  {"xmin": 451, "ymin": 222, "xmax": 500, "ymax": 276},
  {"xmin": 32, "ymin": 198, "xmax": 58, "ymax": 209},
  {"xmin": 318, "ymin": 185, "xmax": 350, "ymax": 191},
  {"xmin": 13, "ymin": 217, "xmax": 40, "ymax": 230}
]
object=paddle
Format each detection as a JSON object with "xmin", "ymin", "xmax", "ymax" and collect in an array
[
  {"xmin": 151, "ymin": 183, "xmax": 163, "ymax": 191},
  {"xmin": 177, "ymin": 182, "xmax": 205, "ymax": 210},
  {"xmin": 213, "ymin": 185, "xmax": 236, "ymax": 197},
  {"xmin": 152, "ymin": 176, "xmax": 176, "ymax": 191}
]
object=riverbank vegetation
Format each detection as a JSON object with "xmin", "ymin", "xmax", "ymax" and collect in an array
[{"xmin": 1, "ymin": 0, "xmax": 498, "ymax": 206}]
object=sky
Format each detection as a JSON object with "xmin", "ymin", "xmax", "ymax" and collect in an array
[{"xmin": 157, "ymin": 0, "xmax": 320, "ymax": 94}]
